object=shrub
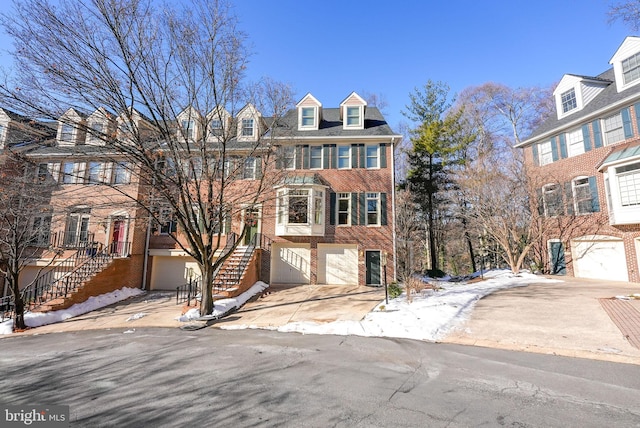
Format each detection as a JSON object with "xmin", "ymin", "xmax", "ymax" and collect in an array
[{"xmin": 387, "ymin": 282, "xmax": 403, "ymax": 299}]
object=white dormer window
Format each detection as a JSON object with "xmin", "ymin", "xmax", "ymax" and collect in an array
[
  {"xmin": 346, "ymin": 106, "xmax": 361, "ymax": 127},
  {"xmin": 622, "ymin": 52, "xmax": 640, "ymax": 85},
  {"xmin": 60, "ymin": 124, "xmax": 74, "ymax": 142},
  {"xmin": 301, "ymin": 107, "xmax": 315, "ymax": 128},
  {"xmin": 181, "ymin": 119, "xmax": 194, "ymax": 139},
  {"xmin": 210, "ymin": 119, "xmax": 222, "ymax": 136},
  {"xmin": 242, "ymin": 119, "xmax": 254, "ymax": 137},
  {"xmin": 561, "ymin": 89, "xmax": 577, "ymax": 113}
]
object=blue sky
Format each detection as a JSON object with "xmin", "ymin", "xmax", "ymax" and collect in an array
[
  {"xmin": 233, "ymin": 0, "xmax": 632, "ymax": 128},
  {"xmin": 0, "ymin": 1, "xmax": 632, "ymax": 129}
]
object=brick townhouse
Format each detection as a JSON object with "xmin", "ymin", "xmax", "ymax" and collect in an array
[
  {"xmin": 518, "ymin": 36, "xmax": 640, "ymax": 283},
  {"xmin": 3, "ymin": 91, "xmax": 399, "ymax": 309}
]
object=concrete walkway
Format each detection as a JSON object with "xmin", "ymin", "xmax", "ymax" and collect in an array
[{"xmin": 443, "ymin": 276, "xmax": 640, "ymax": 364}]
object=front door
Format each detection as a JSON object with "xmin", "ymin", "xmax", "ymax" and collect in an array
[
  {"xmin": 110, "ymin": 218, "xmax": 126, "ymax": 255},
  {"xmin": 243, "ymin": 207, "xmax": 259, "ymax": 246},
  {"xmin": 550, "ymin": 241, "xmax": 566, "ymax": 275},
  {"xmin": 366, "ymin": 250, "xmax": 381, "ymax": 286}
]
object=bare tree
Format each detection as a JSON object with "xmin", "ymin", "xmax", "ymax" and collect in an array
[
  {"xmin": 0, "ymin": 0, "xmax": 294, "ymax": 316},
  {"xmin": 455, "ymin": 83, "xmax": 554, "ymax": 273},
  {"xmin": 609, "ymin": 0, "xmax": 640, "ymax": 30},
  {"xmin": 0, "ymin": 150, "xmax": 61, "ymax": 329}
]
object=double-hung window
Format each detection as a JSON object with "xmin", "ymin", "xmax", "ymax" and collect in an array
[
  {"xmin": 623, "ymin": 52, "xmax": 640, "ymax": 85},
  {"xmin": 181, "ymin": 120, "xmax": 194, "ymax": 140},
  {"xmin": 113, "ymin": 162, "xmax": 131, "ymax": 184},
  {"xmin": 243, "ymin": 157, "xmax": 257, "ymax": 179},
  {"xmin": 566, "ymin": 129, "xmax": 585, "ymax": 157},
  {"xmin": 210, "ymin": 119, "xmax": 222, "ymax": 137},
  {"xmin": 337, "ymin": 193, "xmax": 350, "ymax": 225},
  {"xmin": 242, "ymin": 119, "xmax": 254, "ymax": 137},
  {"xmin": 301, "ymin": 107, "xmax": 315, "ymax": 127},
  {"xmin": 346, "ymin": 106, "xmax": 360, "ymax": 127},
  {"xmin": 60, "ymin": 124, "xmax": 74, "ymax": 142},
  {"xmin": 62, "ymin": 162, "xmax": 76, "ymax": 184},
  {"xmin": 337, "ymin": 146, "xmax": 351, "ymax": 169},
  {"xmin": 31, "ymin": 215, "xmax": 52, "ymax": 247},
  {"xmin": 560, "ymin": 89, "xmax": 577, "ymax": 113},
  {"xmin": 310, "ymin": 146, "xmax": 323, "ymax": 169},
  {"xmin": 366, "ymin": 192, "xmax": 380, "ymax": 225},
  {"xmin": 573, "ymin": 177, "xmax": 593, "ymax": 214},
  {"xmin": 366, "ymin": 145, "xmax": 379, "ymax": 169},
  {"xmin": 88, "ymin": 121, "xmax": 104, "ymax": 144},
  {"xmin": 617, "ymin": 162, "xmax": 640, "ymax": 206},
  {"xmin": 543, "ymin": 184, "xmax": 563, "ymax": 217},
  {"xmin": 283, "ymin": 146, "xmax": 295, "ymax": 169},
  {"xmin": 603, "ymin": 113, "xmax": 625, "ymax": 145},
  {"xmin": 88, "ymin": 162, "xmax": 103, "ymax": 184},
  {"xmin": 538, "ymin": 141, "xmax": 553, "ymax": 165}
]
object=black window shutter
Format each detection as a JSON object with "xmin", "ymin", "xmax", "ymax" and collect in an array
[
  {"xmin": 380, "ymin": 192, "xmax": 387, "ymax": 225},
  {"xmin": 380, "ymin": 143, "xmax": 387, "ymax": 168},
  {"xmin": 255, "ymin": 156, "xmax": 262, "ymax": 179},
  {"xmin": 359, "ymin": 144, "xmax": 365, "ymax": 169},
  {"xmin": 330, "ymin": 144, "xmax": 337, "ymax": 169},
  {"xmin": 351, "ymin": 192, "xmax": 358, "ymax": 225},
  {"xmin": 329, "ymin": 192, "xmax": 336, "ymax": 225},
  {"xmin": 351, "ymin": 144, "xmax": 358, "ymax": 168},
  {"xmin": 295, "ymin": 145, "xmax": 303, "ymax": 169},
  {"xmin": 359, "ymin": 192, "xmax": 366, "ymax": 224},
  {"xmin": 532, "ymin": 144, "xmax": 539, "ymax": 166},
  {"xmin": 323, "ymin": 144, "xmax": 330, "ymax": 169},
  {"xmin": 302, "ymin": 145, "xmax": 310, "ymax": 169},
  {"xmin": 275, "ymin": 146, "xmax": 283, "ymax": 169}
]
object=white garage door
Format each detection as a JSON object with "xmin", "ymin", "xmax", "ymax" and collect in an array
[
  {"xmin": 150, "ymin": 256, "xmax": 201, "ymax": 290},
  {"xmin": 572, "ymin": 237, "xmax": 628, "ymax": 282},
  {"xmin": 271, "ymin": 244, "xmax": 310, "ymax": 284},
  {"xmin": 318, "ymin": 244, "xmax": 358, "ymax": 285}
]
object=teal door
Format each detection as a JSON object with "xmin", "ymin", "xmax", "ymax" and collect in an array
[
  {"xmin": 366, "ymin": 251, "xmax": 381, "ymax": 286},
  {"xmin": 550, "ymin": 241, "xmax": 566, "ymax": 275}
]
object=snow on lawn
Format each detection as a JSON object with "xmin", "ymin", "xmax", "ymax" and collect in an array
[
  {"xmin": 274, "ymin": 270, "xmax": 562, "ymax": 341},
  {"xmin": 177, "ymin": 281, "xmax": 269, "ymax": 322},
  {"xmin": 0, "ymin": 287, "xmax": 145, "ymax": 334}
]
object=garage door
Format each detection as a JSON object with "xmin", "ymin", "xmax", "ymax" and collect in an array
[
  {"xmin": 571, "ymin": 237, "xmax": 628, "ymax": 282},
  {"xmin": 271, "ymin": 244, "xmax": 310, "ymax": 284},
  {"xmin": 150, "ymin": 256, "xmax": 201, "ymax": 290},
  {"xmin": 318, "ymin": 244, "xmax": 358, "ymax": 285}
]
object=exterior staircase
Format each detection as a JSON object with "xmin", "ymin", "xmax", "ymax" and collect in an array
[
  {"xmin": 212, "ymin": 245, "xmax": 255, "ymax": 297},
  {"xmin": 18, "ymin": 241, "xmax": 131, "ymax": 315}
]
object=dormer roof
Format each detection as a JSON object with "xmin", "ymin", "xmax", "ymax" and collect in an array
[
  {"xmin": 296, "ymin": 93, "xmax": 322, "ymax": 131},
  {"xmin": 610, "ymin": 36, "xmax": 640, "ymax": 93},
  {"xmin": 339, "ymin": 91, "xmax": 367, "ymax": 130},
  {"xmin": 552, "ymin": 74, "xmax": 611, "ymax": 120}
]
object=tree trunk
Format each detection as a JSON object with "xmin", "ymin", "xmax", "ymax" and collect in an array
[
  {"xmin": 11, "ymin": 274, "xmax": 25, "ymax": 330},
  {"xmin": 199, "ymin": 264, "xmax": 215, "ymax": 316}
]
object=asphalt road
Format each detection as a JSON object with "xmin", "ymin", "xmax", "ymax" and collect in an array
[{"xmin": 1, "ymin": 328, "xmax": 639, "ymax": 427}]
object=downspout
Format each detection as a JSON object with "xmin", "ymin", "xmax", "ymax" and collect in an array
[
  {"xmin": 390, "ymin": 136, "xmax": 397, "ymax": 282},
  {"xmin": 141, "ymin": 211, "xmax": 152, "ymax": 291}
]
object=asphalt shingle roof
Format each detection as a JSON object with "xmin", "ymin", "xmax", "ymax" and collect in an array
[{"xmin": 523, "ymin": 68, "xmax": 640, "ymax": 145}]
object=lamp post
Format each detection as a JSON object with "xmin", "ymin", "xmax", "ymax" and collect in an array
[
  {"xmin": 381, "ymin": 251, "xmax": 388, "ymax": 304},
  {"xmin": 187, "ymin": 267, "xmax": 194, "ymax": 306}
]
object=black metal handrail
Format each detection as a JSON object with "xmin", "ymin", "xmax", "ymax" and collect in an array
[
  {"xmin": 50, "ymin": 231, "xmax": 96, "ymax": 249},
  {"xmin": 0, "ymin": 295, "xmax": 13, "ymax": 321},
  {"xmin": 176, "ymin": 275, "xmax": 201, "ymax": 306},
  {"xmin": 20, "ymin": 243, "xmax": 121, "ymax": 311}
]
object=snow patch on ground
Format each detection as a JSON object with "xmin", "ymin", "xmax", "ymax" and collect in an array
[
  {"xmin": 271, "ymin": 270, "xmax": 561, "ymax": 341},
  {"xmin": 0, "ymin": 287, "xmax": 145, "ymax": 333},
  {"xmin": 176, "ymin": 281, "xmax": 269, "ymax": 322}
]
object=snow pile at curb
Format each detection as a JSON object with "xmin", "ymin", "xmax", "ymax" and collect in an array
[
  {"xmin": 275, "ymin": 271, "xmax": 561, "ymax": 341},
  {"xmin": 177, "ymin": 281, "xmax": 268, "ymax": 322},
  {"xmin": 0, "ymin": 287, "xmax": 145, "ymax": 333}
]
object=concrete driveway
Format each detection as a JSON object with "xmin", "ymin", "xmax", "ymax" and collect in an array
[
  {"xmin": 443, "ymin": 276, "xmax": 640, "ymax": 364},
  {"xmin": 215, "ymin": 283, "xmax": 385, "ymax": 328}
]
